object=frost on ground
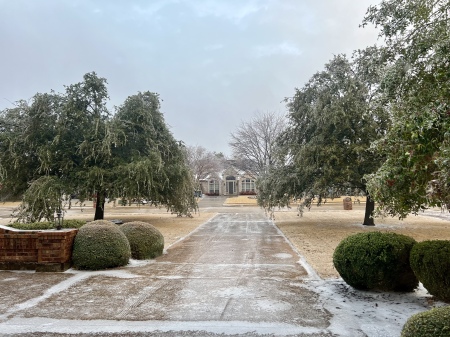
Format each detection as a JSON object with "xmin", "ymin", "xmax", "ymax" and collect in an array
[
  {"xmin": 1, "ymin": 275, "xmax": 445, "ymax": 337},
  {"xmin": 273, "ymin": 205, "xmax": 449, "ymax": 336},
  {"xmin": 302, "ymin": 279, "xmax": 446, "ymax": 337},
  {"xmin": 1, "ymin": 205, "xmax": 448, "ymax": 337},
  {"xmin": 1, "ymin": 263, "xmax": 446, "ymax": 337}
]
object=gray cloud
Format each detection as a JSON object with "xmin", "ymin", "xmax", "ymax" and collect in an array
[
  {"xmin": 254, "ymin": 42, "xmax": 302, "ymax": 57},
  {"xmin": 0, "ymin": 0, "xmax": 381, "ymax": 154},
  {"xmin": 188, "ymin": 0, "xmax": 271, "ymax": 22}
]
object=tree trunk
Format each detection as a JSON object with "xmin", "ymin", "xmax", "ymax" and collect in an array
[
  {"xmin": 363, "ymin": 194, "xmax": 375, "ymax": 226},
  {"xmin": 94, "ymin": 191, "xmax": 105, "ymax": 220}
]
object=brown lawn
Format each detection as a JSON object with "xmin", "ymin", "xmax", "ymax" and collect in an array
[
  {"xmin": 2, "ymin": 197, "xmax": 449, "ymax": 279},
  {"xmin": 274, "ymin": 198, "xmax": 450, "ymax": 279},
  {"xmin": 0, "ymin": 201, "xmax": 215, "ymax": 249}
]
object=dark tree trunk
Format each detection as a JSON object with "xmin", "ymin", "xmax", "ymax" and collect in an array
[
  {"xmin": 363, "ymin": 194, "xmax": 375, "ymax": 226},
  {"xmin": 94, "ymin": 191, "xmax": 105, "ymax": 220}
]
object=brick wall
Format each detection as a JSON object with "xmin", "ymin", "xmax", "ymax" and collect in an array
[{"xmin": 0, "ymin": 226, "xmax": 78, "ymax": 272}]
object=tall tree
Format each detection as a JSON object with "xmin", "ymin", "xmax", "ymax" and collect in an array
[
  {"xmin": 363, "ymin": 0, "xmax": 450, "ymax": 218},
  {"xmin": 258, "ymin": 52, "xmax": 389, "ymax": 225},
  {"xmin": 0, "ymin": 93, "xmax": 60, "ymax": 201},
  {"xmin": 229, "ymin": 111, "xmax": 286, "ymax": 177},
  {"xmin": 185, "ymin": 145, "xmax": 223, "ymax": 189},
  {"xmin": 61, "ymin": 72, "xmax": 112, "ymax": 220},
  {"xmin": 112, "ymin": 91, "xmax": 197, "ymax": 217},
  {"xmin": 0, "ymin": 73, "xmax": 196, "ymax": 222},
  {"xmin": 0, "ymin": 93, "xmax": 65, "ymax": 221}
]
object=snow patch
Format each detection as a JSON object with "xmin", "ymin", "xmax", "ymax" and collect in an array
[
  {"xmin": 272, "ymin": 253, "xmax": 293, "ymax": 259},
  {"xmin": 255, "ymin": 299, "xmax": 292, "ymax": 312},
  {"xmin": 212, "ymin": 286, "xmax": 254, "ymax": 298},
  {"xmin": 303, "ymin": 279, "xmax": 445, "ymax": 337},
  {"xmin": 0, "ymin": 273, "xmax": 90, "ymax": 320},
  {"xmin": 0, "ymin": 317, "xmax": 327, "ymax": 336},
  {"xmin": 126, "ymin": 259, "xmax": 155, "ymax": 268},
  {"xmin": 66, "ymin": 269, "xmax": 140, "ymax": 279}
]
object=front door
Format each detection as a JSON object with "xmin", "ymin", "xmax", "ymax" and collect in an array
[{"xmin": 227, "ymin": 181, "xmax": 234, "ymax": 195}]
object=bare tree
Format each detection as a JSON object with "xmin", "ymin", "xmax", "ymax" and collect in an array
[
  {"xmin": 185, "ymin": 145, "xmax": 223, "ymax": 186},
  {"xmin": 229, "ymin": 111, "xmax": 286, "ymax": 176}
]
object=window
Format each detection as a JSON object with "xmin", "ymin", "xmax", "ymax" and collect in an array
[
  {"xmin": 209, "ymin": 180, "xmax": 220, "ymax": 194},
  {"xmin": 241, "ymin": 178, "xmax": 255, "ymax": 192}
]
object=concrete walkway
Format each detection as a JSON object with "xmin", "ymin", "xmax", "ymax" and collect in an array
[
  {"xmin": 197, "ymin": 196, "xmax": 261, "ymax": 213},
  {"xmin": 0, "ymin": 211, "xmax": 332, "ymax": 336}
]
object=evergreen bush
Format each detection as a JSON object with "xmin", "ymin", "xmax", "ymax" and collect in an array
[
  {"xmin": 410, "ymin": 240, "xmax": 450, "ymax": 302},
  {"xmin": 72, "ymin": 220, "xmax": 131, "ymax": 270},
  {"xmin": 401, "ymin": 305, "xmax": 450, "ymax": 337},
  {"xmin": 333, "ymin": 232, "xmax": 418, "ymax": 291},
  {"xmin": 119, "ymin": 221, "xmax": 164, "ymax": 259},
  {"xmin": 83, "ymin": 219, "xmax": 117, "ymax": 227},
  {"xmin": 8, "ymin": 219, "xmax": 86, "ymax": 230}
]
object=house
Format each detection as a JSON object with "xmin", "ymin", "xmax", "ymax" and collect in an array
[{"xmin": 198, "ymin": 164, "xmax": 257, "ymax": 196}]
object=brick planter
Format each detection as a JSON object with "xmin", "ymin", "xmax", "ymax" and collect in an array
[{"xmin": 0, "ymin": 225, "xmax": 78, "ymax": 272}]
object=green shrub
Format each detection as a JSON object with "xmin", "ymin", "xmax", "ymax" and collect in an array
[
  {"xmin": 72, "ymin": 220, "xmax": 131, "ymax": 270},
  {"xmin": 119, "ymin": 221, "xmax": 164, "ymax": 259},
  {"xmin": 333, "ymin": 232, "xmax": 418, "ymax": 291},
  {"xmin": 61, "ymin": 219, "xmax": 86, "ymax": 228},
  {"xmin": 401, "ymin": 305, "xmax": 450, "ymax": 337},
  {"xmin": 410, "ymin": 240, "xmax": 450, "ymax": 302},
  {"xmin": 83, "ymin": 219, "xmax": 117, "ymax": 227},
  {"xmin": 8, "ymin": 219, "xmax": 86, "ymax": 230}
]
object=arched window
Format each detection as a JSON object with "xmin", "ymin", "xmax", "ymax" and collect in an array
[
  {"xmin": 241, "ymin": 178, "xmax": 255, "ymax": 192},
  {"xmin": 209, "ymin": 180, "xmax": 219, "ymax": 195}
]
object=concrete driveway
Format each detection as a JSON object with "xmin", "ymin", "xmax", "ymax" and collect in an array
[{"xmin": 0, "ymin": 210, "xmax": 333, "ymax": 336}]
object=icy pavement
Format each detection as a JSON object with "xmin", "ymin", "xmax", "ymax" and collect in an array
[{"xmin": 0, "ymin": 212, "xmax": 445, "ymax": 337}]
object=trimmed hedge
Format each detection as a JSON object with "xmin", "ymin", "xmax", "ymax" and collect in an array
[
  {"xmin": 119, "ymin": 221, "xmax": 164, "ymax": 259},
  {"xmin": 410, "ymin": 240, "xmax": 450, "ymax": 302},
  {"xmin": 83, "ymin": 219, "xmax": 116, "ymax": 227},
  {"xmin": 333, "ymin": 232, "xmax": 418, "ymax": 291},
  {"xmin": 8, "ymin": 219, "xmax": 86, "ymax": 230},
  {"xmin": 72, "ymin": 220, "xmax": 131, "ymax": 270},
  {"xmin": 401, "ymin": 305, "xmax": 450, "ymax": 337}
]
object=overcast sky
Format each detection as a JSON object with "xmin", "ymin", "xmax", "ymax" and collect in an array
[{"xmin": 0, "ymin": 0, "xmax": 382, "ymax": 155}]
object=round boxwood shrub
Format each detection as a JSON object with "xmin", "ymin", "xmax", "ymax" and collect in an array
[
  {"xmin": 333, "ymin": 232, "xmax": 418, "ymax": 291},
  {"xmin": 410, "ymin": 240, "xmax": 450, "ymax": 302},
  {"xmin": 401, "ymin": 305, "xmax": 450, "ymax": 337},
  {"xmin": 72, "ymin": 220, "xmax": 131, "ymax": 270},
  {"xmin": 119, "ymin": 221, "xmax": 164, "ymax": 259},
  {"xmin": 83, "ymin": 219, "xmax": 117, "ymax": 227}
]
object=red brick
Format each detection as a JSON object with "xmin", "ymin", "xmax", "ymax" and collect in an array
[{"xmin": 1, "ymin": 229, "xmax": 77, "ymax": 271}]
